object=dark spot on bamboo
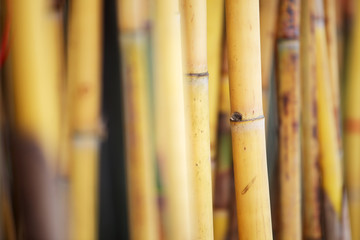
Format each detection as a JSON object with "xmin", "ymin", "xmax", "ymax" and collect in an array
[
  {"xmin": 282, "ymin": 92, "xmax": 290, "ymax": 115},
  {"xmin": 244, "ymin": 147, "xmax": 246, "ymax": 150},
  {"xmin": 52, "ymin": 0, "xmax": 64, "ymax": 11},
  {"xmin": 312, "ymin": 125, "xmax": 318, "ymax": 138},
  {"xmin": 241, "ymin": 177, "xmax": 256, "ymax": 195},
  {"xmin": 230, "ymin": 112, "xmax": 242, "ymax": 122},
  {"xmin": 292, "ymin": 121, "xmax": 299, "ymax": 131}
]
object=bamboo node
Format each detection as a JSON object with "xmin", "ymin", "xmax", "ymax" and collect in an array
[
  {"xmin": 185, "ymin": 72, "xmax": 209, "ymax": 77},
  {"xmin": 230, "ymin": 113, "xmax": 264, "ymax": 123}
]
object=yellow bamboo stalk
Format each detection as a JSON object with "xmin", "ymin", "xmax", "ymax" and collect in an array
[
  {"xmin": 314, "ymin": 0, "xmax": 344, "ymax": 238},
  {"xmin": 213, "ymin": 45, "xmax": 232, "ymax": 240},
  {"xmin": 10, "ymin": 0, "xmax": 63, "ymax": 239},
  {"xmin": 301, "ymin": 0, "xmax": 322, "ymax": 239},
  {"xmin": 117, "ymin": 0, "xmax": 160, "ymax": 239},
  {"xmin": 276, "ymin": 1, "xmax": 302, "ymax": 239},
  {"xmin": 180, "ymin": 0, "xmax": 214, "ymax": 238},
  {"xmin": 324, "ymin": 0, "xmax": 342, "ymax": 147},
  {"xmin": 344, "ymin": 0, "xmax": 360, "ymax": 238},
  {"xmin": 207, "ymin": 0, "xmax": 224, "ymax": 192},
  {"xmin": 67, "ymin": 0, "xmax": 102, "ymax": 239},
  {"xmin": 260, "ymin": 0, "xmax": 280, "ymax": 119},
  {"xmin": 225, "ymin": 0, "xmax": 272, "ymax": 239},
  {"xmin": 153, "ymin": 0, "xmax": 192, "ymax": 239}
]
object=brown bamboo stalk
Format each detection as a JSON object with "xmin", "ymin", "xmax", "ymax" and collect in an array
[
  {"xmin": 300, "ymin": 0, "xmax": 323, "ymax": 239},
  {"xmin": 260, "ymin": 0, "xmax": 280, "ymax": 119},
  {"xmin": 225, "ymin": 0, "xmax": 273, "ymax": 238}
]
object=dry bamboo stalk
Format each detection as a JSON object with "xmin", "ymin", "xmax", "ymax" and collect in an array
[
  {"xmin": 213, "ymin": 45, "xmax": 232, "ymax": 240},
  {"xmin": 225, "ymin": 0, "xmax": 272, "ymax": 239},
  {"xmin": 344, "ymin": 0, "xmax": 360, "ymax": 238},
  {"xmin": 314, "ymin": 0, "xmax": 344, "ymax": 238},
  {"xmin": 153, "ymin": 0, "xmax": 192, "ymax": 238},
  {"xmin": 10, "ymin": 0, "xmax": 63, "ymax": 239},
  {"xmin": 300, "ymin": 0, "xmax": 323, "ymax": 239},
  {"xmin": 275, "ymin": 1, "xmax": 302, "ymax": 239},
  {"xmin": 117, "ymin": 0, "xmax": 160, "ymax": 239},
  {"xmin": 67, "ymin": 0, "xmax": 102, "ymax": 239},
  {"xmin": 324, "ymin": 0, "xmax": 342, "ymax": 146},
  {"xmin": 260, "ymin": 0, "xmax": 280, "ymax": 119},
  {"xmin": 207, "ymin": 0, "xmax": 224, "ymax": 193},
  {"xmin": 180, "ymin": 0, "xmax": 214, "ymax": 238}
]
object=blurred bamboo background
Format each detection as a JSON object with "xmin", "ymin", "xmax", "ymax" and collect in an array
[{"xmin": 2, "ymin": 0, "xmax": 360, "ymax": 239}]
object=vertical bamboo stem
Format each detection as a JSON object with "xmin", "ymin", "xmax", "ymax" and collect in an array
[
  {"xmin": 153, "ymin": 0, "xmax": 191, "ymax": 238},
  {"xmin": 67, "ymin": 0, "xmax": 102, "ymax": 239},
  {"xmin": 260, "ymin": 0, "xmax": 280, "ymax": 119},
  {"xmin": 10, "ymin": 0, "xmax": 63, "ymax": 238},
  {"xmin": 213, "ymin": 46, "xmax": 232, "ymax": 240},
  {"xmin": 300, "ymin": 0, "xmax": 322, "ymax": 239},
  {"xmin": 117, "ymin": 0, "xmax": 160, "ymax": 239},
  {"xmin": 275, "ymin": 0, "xmax": 302, "ymax": 239},
  {"xmin": 344, "ymin": 0, "xmax": 360, "ymax": 238},
  {"xmin": 207, "ymin": 0, "xmax": 224, "ymax": 192},
  {"xmin": 180, "ymin": 0, "xmax": 214, "ymax": 238},
  {"xmin": 225, "ymin": 0, "xmax": 273, "ymax": 239},
  {"xmin": 314, "ymin": 0, "xmax": 344, "ymax": 238}
]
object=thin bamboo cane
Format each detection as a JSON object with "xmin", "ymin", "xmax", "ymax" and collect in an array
[
  {"xmin": 117, "ymin": 0, "xmax": 160, "ymax": 239},
  {"xmin": 180, "ymin": 0, "xmax": 214, "ymax": 239},
  {"xmin": 225, "ymin": 0, "xmax": 272, "ymax": 239},
  {"xmin": 275, "ymin": 1, "xmax": 302, "ymax": 239},
  {"xmin": 213, "ymin": 45, "xmax": 232, "ymax": 240},
  {"xmin": 67, "ymin": 0, "xmax": 102, "ymax": 239},
  {"xmin": 314, "ymin": 0, "xmax": 344, "ymax": 238},
  {"xmin": 300, "ymin": 0, "xmax": 322, "ymax": 239},
  {"xmin": 260, "ymin": 0, "xmax": 280, "ymax": 120},
  {"xmin": 10, "ymin": 0, "xmax": 63, "ymax": 239},
  {"xmin": 207, "ymin": 0, "xmax": 224, "ymax": 193},
  {"xmin": 153, "ymin": 0, "xmax": 191, "ymax": 239},
  {"xmin": 344, "ymin": 0, "xmax": 360, "ymax": 238},
  {"xmin": 324, "ymin": 0, "xmax": 342, "ymax": 147}
]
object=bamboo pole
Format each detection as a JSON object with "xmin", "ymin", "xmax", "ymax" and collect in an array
[
  {"xmin": 10, "ymin": 0, "xmax": 63, "ymax": 239},
  {"xmin": 300, "ymin": 0, "xmax": 322, "ymax": 239},
  {"xmin": 207, "ymin": 0, "xmax": 224, "ymax": 192},
  {"xmin": 153, "ymin": 0, "xmax": 192, "ymax": 238},
  {"xmin": 67, "ymin": 0, "xmax": 102, "ymax": 239},
  {"xmin": 225, "ymin": 0, "xmax": 273, "ymax": 239},
  {"xmin": 117, "ymin": 0, "xmax": 160, "ymax": 239},
  {"xmin": 213, "ymin": 45, "xmax": 232, "ymax": 240},
  {"xmin": 314, "ymin": 0, "xmax": 344, "ymax": 238},
  {"xmin": 260, "ymin": 0, "xmax": 280, "ymax": 119},
  {"xmin": 275, "ymin": 1, "xmax": 302, "ymax": 239},
  {"xmin": 180, "ymin": 0, "xmax": 214, "ymax": 238},
  {"xmin": 344, "ymin": 0, "xmax": 360, "ymax": 238}
]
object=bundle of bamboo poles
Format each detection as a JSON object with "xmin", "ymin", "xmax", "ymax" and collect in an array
[{"xmin": 4, "ymin": 0, "xmax": 360, "ymax": 239}]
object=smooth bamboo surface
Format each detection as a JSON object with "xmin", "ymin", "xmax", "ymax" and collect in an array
[
  {"xmin": 153, "ymin": 0, "xmax": 192, "ymax": 238},
  {"xmin": 180, "ymin": 0, "xmax": 214, "ymax": 238},
  {"xmin": 225, "ymin": 0, "xmax": 273, "ymax": 239}
]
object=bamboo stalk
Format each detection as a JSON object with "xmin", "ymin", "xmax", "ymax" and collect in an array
[
  {"xmin": 180, "ymin": 0, "xmax": 214, "ymax": 238},
  {"xmin": 117, "ymin": 0, "xmax": 160, "ymax": 239},
  {"xmin": 10, "ymin": 0, "xmax": 63, "ymax": 239},
  {"xmin": 275, "ymin": 1, "xmax": 302, "ymax": 239},
  {"xmin": 207, "ymin": 0, "xmax": 224, "ymax": 193},
  {"xmin": 213, "ymin": 45, "xmax": 232, "ymax": 240},
  {"xmin": 225, "ymin": 0, "xmax": 273, "ymax": 239},
  {"xmin": 300, "ymin": 0, "xmax": 322, "ymax": 239},
  {"xmin": 344, "ymin": 0, "xmax": 360, "ymax": 238},
  {"xmin": 260, "ymin": 0, "xmax": 280, "ymax": 120},
  {"xmin": 153, "ymin": 0, "xmax": 191, "ymax": 238},
  {"xmin": 67, "ymin": 0, "xmax": 102, "ymax": 239},
  {"xmin": 314, "ymin": 0, "xmax": 344, "ymax": 238}
]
